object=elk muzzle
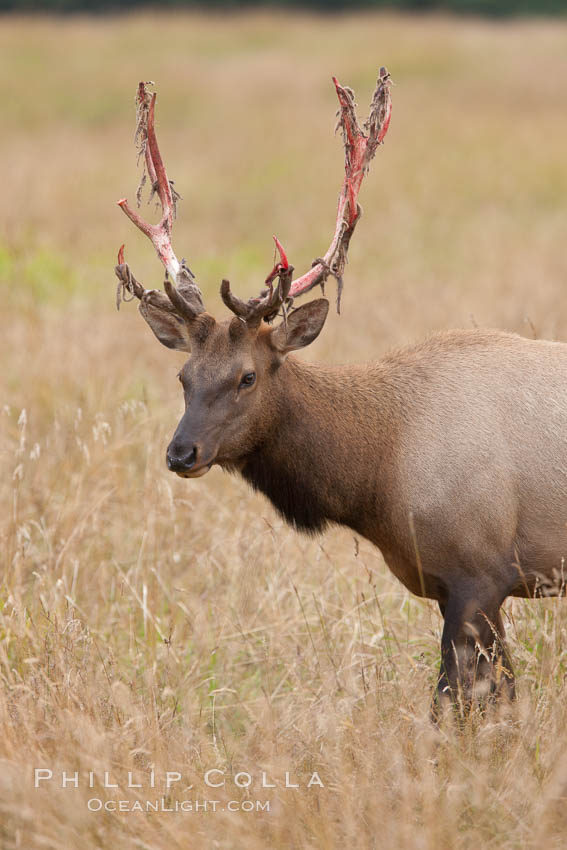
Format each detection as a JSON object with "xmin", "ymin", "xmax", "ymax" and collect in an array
[
  {"xmin": 166, "ymin": 443, "xmax": 197, "ymax": 471},
  {"xmin": 165, "ymin": 439, "xmax": 214, "ymax": 478},
  {"xmin": 166, "ymin": 442, "xmax": 213, "ymax": 478}
]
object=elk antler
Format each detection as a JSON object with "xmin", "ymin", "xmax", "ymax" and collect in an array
[
  {"xmin": 115, "ymin": 81, "xmax": 205, "ymax": 320},
  {"xmin": 290, "ymin": 68, "xmax": 392, "ymax": 311},
  {"xmin": 221, "ymin": 68, "xmax": 392, "ymax": 323},
  {"xmin": 221, "ymin": 236, "xmax": 294, "ymax": 327}
]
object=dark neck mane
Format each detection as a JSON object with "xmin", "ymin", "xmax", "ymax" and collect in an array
[
  {"xmin": 238, "ymin": 357, "xmax": 388, "ymax": 535},
  {"xmin": 241, "ymin": 444, "xmax": 330, "ymax": 533}
]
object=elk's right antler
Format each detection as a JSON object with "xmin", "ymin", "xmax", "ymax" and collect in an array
[{"xmin": 115, "ymin": 81, "xmax": 205, "ymax": 323}]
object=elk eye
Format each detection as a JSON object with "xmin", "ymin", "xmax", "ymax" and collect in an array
[{"xmin": 240, "ymin": 372, "xmax": 256, "ymax": 388}]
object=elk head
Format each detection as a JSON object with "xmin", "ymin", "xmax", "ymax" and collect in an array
[{"xmin": 114, "ymin": 73, "xmax": 392, "ymax": 477}]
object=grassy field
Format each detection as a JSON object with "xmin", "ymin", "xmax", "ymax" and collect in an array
[{"xmin": 2, "ymin": 10, "xmax": 567, "ymax": 849}]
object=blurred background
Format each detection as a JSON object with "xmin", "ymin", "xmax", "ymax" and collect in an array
[
  {"xmin": 2, "ymin": 6, "xmax": 567, "ymax": 850},
  {"xmin": 3, "ymin": 0, "xmax": 567, "ymax": 14}
]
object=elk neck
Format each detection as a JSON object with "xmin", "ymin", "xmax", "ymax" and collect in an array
[{"xmin": 237, "ymin": 355, "xmax": 399, "ymax": 537}]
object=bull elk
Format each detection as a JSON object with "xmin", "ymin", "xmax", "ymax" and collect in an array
[{"xmin": 114, "ymin": 73, "xmax": 567, "ymax": 714}]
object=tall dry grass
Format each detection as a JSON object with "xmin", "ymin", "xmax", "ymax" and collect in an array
[{"xmin": 1, "ymin": 11, "xmax": 567, "ymax": 849}]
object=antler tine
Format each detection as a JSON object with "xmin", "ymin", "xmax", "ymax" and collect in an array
[
  {"xmin": 221, "ymin": 267, "xmax": 294, "ymax": 326},
  {"xmin": 221, "ymin": 236, "xmax": 294, "ymax": 326},
  {"xmin": 116, "ymin": 81, "xmax": 205, "ymax": 318},
  {"xmin": 220, "ymin": 278, "xmax": 251, "ymax": 319},
  {"xmin": 252, "ymin": 260, "xmax": 294, "ymax": 326},
  {"xmin": 288, "ymin": 68, "xmax": 392, "ymax": 311}
]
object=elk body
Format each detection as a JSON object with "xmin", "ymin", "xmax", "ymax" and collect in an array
[{"xmin": 115, "ymin": 74, "xmax": 567, "ymax": 711}]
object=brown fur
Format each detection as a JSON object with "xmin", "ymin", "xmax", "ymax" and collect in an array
[{"xmin": 149, "ymin": 301, "xmax": 567, "ymax": 710}]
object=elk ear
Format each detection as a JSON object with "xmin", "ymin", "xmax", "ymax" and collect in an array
[
  {"xmin": 270, "ymin": 298, "xmax": 329, "ymax": 356},
  {"xmin": 139, "ymin": 298, "xmax": 192, "ymax": 352}
]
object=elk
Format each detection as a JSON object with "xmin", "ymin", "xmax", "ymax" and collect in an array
[{"xmin": 114, "ymin": 73, "xmax": 567, "ymax": 713}]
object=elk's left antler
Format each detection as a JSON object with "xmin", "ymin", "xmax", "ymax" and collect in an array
[
  {"xmin": 221, "ymin": 68, "xmax": 392, "ymax": 321},
  {"xmin": 291, "ymin": 68, "xmax": 391, "ymax": 309}
]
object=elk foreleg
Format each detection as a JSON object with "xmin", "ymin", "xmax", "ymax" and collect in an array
[{"xmin": 434, "ymin": 590, "xmax": 515, "ymax": 718}]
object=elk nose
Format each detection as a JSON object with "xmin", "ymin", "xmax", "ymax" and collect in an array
[{"xmin": 166, "ymin": 445, "xmax": 198, "ymax": 472}]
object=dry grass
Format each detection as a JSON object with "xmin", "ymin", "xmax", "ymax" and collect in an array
[{"xmin": 2, "ymin": 10, "xmax": 567, "ymax": 849}]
